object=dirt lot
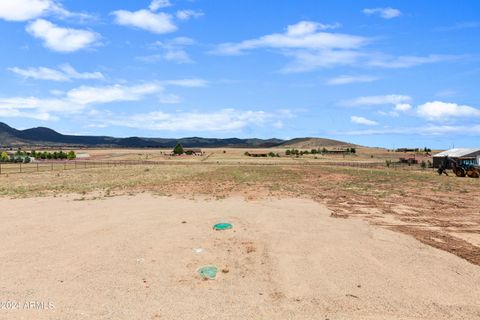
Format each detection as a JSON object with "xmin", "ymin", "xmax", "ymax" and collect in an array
[
  {"xmin": 0, "ymin": 152, "xmax": 479, "ymax": 319},
  {"xmin": 1, "ymin": 195, "xmax": 479, "ymax": 320}
]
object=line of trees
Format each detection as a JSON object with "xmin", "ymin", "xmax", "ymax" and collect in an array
[
  {"xmin": 30, "ymin": 150, "xmax": 77, "ymax": 160},
  {"xmin": 0, "ymin": 150, "xmax": 77, "ymax": 163}
]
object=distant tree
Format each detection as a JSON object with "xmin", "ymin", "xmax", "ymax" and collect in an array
[
  {"xmin": 285, "ymin": 149, "xmax": 291, "ymax": 156},
  {"xmin": 67, "ymin": 151, "xmax": 76, "ymax": 160},
  {"xmin": 23, "ymin": 156, "xmax": 31, "ymax": 163},
  {"xmin": 311, "ymin": 149, "xmax": 317, "ymax": 154},
  {"xmin": 173, "ymin": 143, "xmax": 184, "ymax": 155},
  {"xmin": 350, "ymin": 147, "xmax": 356, "ymax": 154},
  {"xmin": 0, "ymin": 151, "xmax": 9, "ymax": 162}
]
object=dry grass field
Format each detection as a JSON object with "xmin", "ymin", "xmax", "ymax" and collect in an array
[{"xmin": 0, "ymin": 148, "xmax": 479, "ymax": 319}]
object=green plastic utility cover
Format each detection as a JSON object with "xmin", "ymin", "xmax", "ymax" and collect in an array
[
  {"xmin": 213, "ymin": 222, "xmax": 233, "ymax": 230},
  {"xmin": 198, "ymin": 266, "xmax": 218, "ymax": 279}
]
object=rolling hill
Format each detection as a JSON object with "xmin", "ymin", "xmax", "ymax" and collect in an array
[
  {"xmin": 278, "ymin": 137, "xmax": 358, "ymax": 149},
  {"xmin": 0, "ymin": 122, "xmax": 355, "ymax": 149}
]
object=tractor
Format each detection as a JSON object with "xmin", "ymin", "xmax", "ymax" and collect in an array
[{"xmin": 438, "ymin": 156, "xmax": 480, "ymax": 178}]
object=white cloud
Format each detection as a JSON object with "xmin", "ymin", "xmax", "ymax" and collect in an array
[
  {"xmin": 0, "ymin": 82, "xmax": 164, "ymax": 121},
  {"xmin": 149, "ymin": 0, "xmax": 172, "ymax": 11},
  {"xmin": 395, "ymin": 103, "xmax": 412, "ymax": 112},
  {"xmin": 105, "ymin": 108, "xmax": 289, "ymax": 132},
  {"xmin": 112, "ymin": 9, "xmax": 177, "ymax": 34},
  {"xmin": 9, "ymin": 64, "xmax": 104, "ymax": 82},
  {"xmin": 0, "ymin": 0, "xmax": 51, "ymax": 21},
  {"xmin": 326, "ymin": 75, "xmax": 379, "ymax": 85},
  {"xmin": 282, "ymin": 50, "xmax": 361, "ymax": 73},
  {"xmin": 163, "ymin": 48, "xmax": 194, "ymax": 63},
  {"xmin": 66, "ymin": 84, "xmax": 162, "ymax": 105},
  {"xmin": 212, "ymin": 21, "xmax": 368, "ymax": 73},
  {"xmin": 0, "ymin": 0, "xmax": 94, "ymax": 22},
  {"xmin": 347, "ymin": 94, "xmax": 411, "ymax": 106},
  {"xmin": 334, "ymin": 124, "xmax": 480, "ymax": 136},
  {"xmin": 368, "ymin": 54, "xmax": 456, "ymax": 68},
  {"xmin": 212, "ymin": 20, "xmax": 454, "ymax": 73},
  {"xmin": 143, "ymin": 37, "xmax": 196, "ymax": 64},
  {"xmin": 363, "ymin": 7, "xmax": 402, "ymax": 19},
  {"xmin": 417, "ymin": 101, "xmax": 480, "ymax": 121},
  {"xmin": 350, "ymin": 116, "xmax": 378, "ymax": 126},
  {"xmin": 163, "ymin": 78, "xmax": 209, "ymax": 87},
  {"xmin": 176, "ymin": 10, "xmax": 204, "ymax": 21},
  {"xmin": 213, "ymin": 21, "xmax": 368, "ymax": 55},
  {"xmin": 26, "ymin": 19, "xmax": 100, "ymax": 52}
]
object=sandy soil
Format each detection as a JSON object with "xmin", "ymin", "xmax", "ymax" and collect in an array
[{"xmin": 0, "ymin": 194, "xmax": 479, "ymax": 320}]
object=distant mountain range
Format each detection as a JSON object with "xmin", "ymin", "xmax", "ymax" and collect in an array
[{"xmin": 0, "ymin": 122, "xmax": 355, "ymax": 149}]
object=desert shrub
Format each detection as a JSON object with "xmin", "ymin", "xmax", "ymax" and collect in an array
[
  {"xmin": 420, "ymin": 160, "xmax": 427, "ymax": 169},
  {"xmin": 0, "ymin": 152, "xmax": 9, "ymax": 162},
  {"xmin": 385, "ymin": 160, "xmax": 392, "ymax": 168}
]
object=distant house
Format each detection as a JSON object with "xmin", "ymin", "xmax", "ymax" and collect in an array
[
  {"xmin": 396, "ymin": 148, "xmax": 419, "ymax": 153},
  {"xmin": 433, "ymin": 148, "xmax": 480, "ymax": 168},
  {"xmin": 246, "ymin": 151, "xmax": 269, "ymax": 157},
  {"xmin": 76, "ymin": 152, "xmax": 90, "ymax": 159}
]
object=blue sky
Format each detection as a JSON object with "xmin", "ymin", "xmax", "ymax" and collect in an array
[{"xmin": 0, "ymin": 0, "xmax": 479, "ymax": 148}]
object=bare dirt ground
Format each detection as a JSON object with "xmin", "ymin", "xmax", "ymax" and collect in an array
[{"xmin": 1, "ymin": 194, "xmax": 479, "ymax": 320}]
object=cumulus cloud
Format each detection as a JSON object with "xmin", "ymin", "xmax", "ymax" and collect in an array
[
  {"xmin": 176, "ymin": 10, "xmax": 204, "ymax": 21},
  {"xmin": 0, "ymin": 0, "xmax": 51, "ymax": 21},
  {"xmin": 0, "ymin": 79, "xmax": 212, "ymax": 121},
  {"xmin": 326, "ymin": 75, "xmax": 379, "ymax": 85},
  {"xmin": 334, "ymin": 124, "xmax": 480, "ymax": 136},
  {"xmin": 363, "ymin": 7, "xmax": 402, "ymax": 19},
  {"xmin": 211, "ymin": 20, "xmax": 454, "ymax": 73},
  {"xmin": 213, "ymin": 21, "xmax": 367, "ymax": 55},
  {"xmin": 395, "ymin": 103, "xmax": 412, "ymax": 112},
  {"xmin": 0, "ymin": 0, "xmax": 94, "ymax": 22},
  {"xmin": 112, "ymin": 9, "xmax": 177, "ymax": 34},
  {"xmin": 9, "ymin": 64, "xmax": 104, "ymax": 82},
  {"xmin": 149, "ymin": 0, "xmax": 172, "ymax": 11},
  {"xmin": 26, "ymin": 19, "xmax": 100, "ymax": 52},
  {"xmin": 66, "ymin": 84, "xmax": 162, "ymax": 105},
  {"xmin": 212, "ymin": 20, "xmax": 368, "ymax": 72},
  {"xmin": 105, "ymin": 108, "xmax": 290, "ymax": 132},
  {"xmin": 350, "ymin": 116, "xmax": 378, "ymax": 126},
  {"xmin": 417, "ymin": 101, "xmax": 480, "ymax": 121}
]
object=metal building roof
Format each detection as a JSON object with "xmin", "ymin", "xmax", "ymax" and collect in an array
[{"xmin": 433, "ymin": 148, "xmax": 480, "ymax": 158}]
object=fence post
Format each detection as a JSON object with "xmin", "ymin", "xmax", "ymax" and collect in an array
[
  {"xmin": 51, "ymin": 162, "xmax": 53, "ymax": 171},
  {"xmin": 0, "ymin": 163, "xmax": 1, "ymax": 175},
  {"xmin": 37, "ymin": 163, "xmax": 39, "ymax": 172},
  {"xmin": 19, "ymin": 163, "xmax": 22, "ymax": 173}
]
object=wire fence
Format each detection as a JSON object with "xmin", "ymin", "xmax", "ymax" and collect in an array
[
  {"xmin": 0, "ymin": 160, "xmax": 161, "ymax": 175},
  {"xmin": 0, "ymin": 159, "xmax": 431, "ymax": 175}
]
